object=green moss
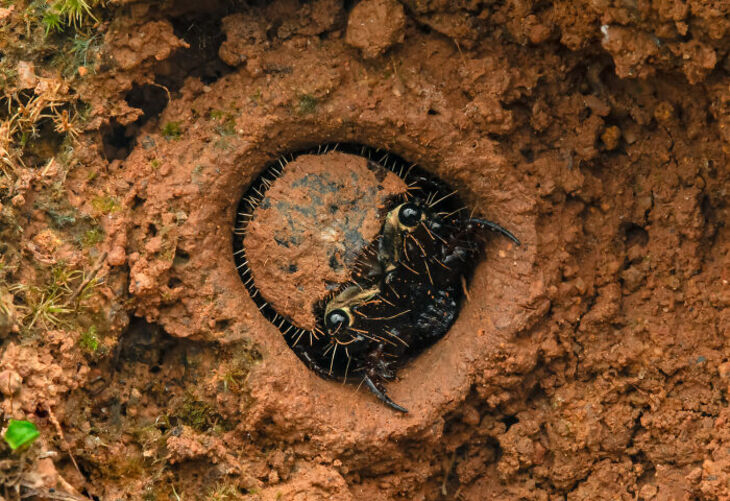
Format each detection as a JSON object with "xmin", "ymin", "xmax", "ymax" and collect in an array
[
  {"xmin": 176, "ymin": 396, "xmax": 216, "ymax": 432},
  {"xmin": 45, "ymin": 207, "xmax": 77, "ymax": 228},
  {"xmin": 206, "ymin": 484, "xmax": 243, "ymax": 500},
  {"xmin": 91, "ymin": 195, "xmax": 119, "ymax": 214},
  {"xmin": 40, "ymin": 0, "xmax": 99, "ymax": 33},
  {"xmin": 81, "ymin": 227, "xmax": 103, "ymax": 247},
  {"xmin": 79, "ymin": 325, "xmax": 99, "ymax": 352},
  {"xmin": 161, "ymin": 121, "xmax": 182, "ymax": 139},
  {"xmin": 221, "ymin": 348, "xmax": 261, "ymax": 393},
  {"xmin": 42, "ymin": 11, "xmax": 63, "ymax": 35},
  {"xmin": 297, "ymin": 94, "xmax": 317, "ymax": 115},
  {"xmin": 210, "ymin": 110, "xmax": 236, "ymax": 136},
  {"xmin": 66, "ymin": 33, "xmax": 101, "ymax": 76}
]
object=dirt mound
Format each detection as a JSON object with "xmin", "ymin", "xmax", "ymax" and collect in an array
[{"xmin": 1, "ymin": 0, "xmax": 729, "ymax": 499}]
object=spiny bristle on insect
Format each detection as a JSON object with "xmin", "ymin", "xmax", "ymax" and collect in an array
[
  {"xmin": 327, "ymin": 349, "xmax": 337, "ymax": 375},
  {"xmin": 438, "ymin": 206, "xmax": 468, "ymax": 219},
  {"xmin": 258, "ymin": 302, "xmax": 268, "ymax": 311},
  {"xmin": 377, "ymin": 294, "xmax": 396, "ymax": 307},
  {"xmin": 292, "ymin": 329, "xmax": 306, "ymax": 347},
  {"xmin": 323, "ymin": 342, "xmax": 335, "ymax": 356},
  {"xmin": 404, "ymin": 163, "xmax": 415, "ymax": 180},
  {"xmin": 236, "ymin": 260, "xmax": 249, "ymax": 270},
  {"xmin": 424, "ymin": 259, "xmax": 434, "ymax": 285},
  {"xmin": 384, "ymin": 329, "xmax": 409, "ymax": 347},
  {"xmin": 343, "ymin": 352, "xmax": 352, "ymax": 382},
  {"xmin": 424, "ymin": 191, "xmax": 437, "ymax": 206},
  {"xmin": 429, "ymin": 190, "xmax": 458, "ymax": 208}
]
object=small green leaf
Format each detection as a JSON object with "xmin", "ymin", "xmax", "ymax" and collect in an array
[{"xmin": 4, "ymin": 420, "xmax": 40, "ymax": 450}]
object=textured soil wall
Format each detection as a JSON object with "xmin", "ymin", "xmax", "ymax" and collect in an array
[{"xmin": 1, "ymin": 0, "xmax": 730, "ymax": 499}]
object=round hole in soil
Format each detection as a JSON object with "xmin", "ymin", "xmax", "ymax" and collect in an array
[{"xmin": 232, "ymin": 143, "xmax": 520, "ymax": 412}]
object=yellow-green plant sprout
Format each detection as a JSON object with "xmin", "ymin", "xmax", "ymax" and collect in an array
[{"xmin": 4, "ymin": 420, "xmax": 40, "ymax": 451}]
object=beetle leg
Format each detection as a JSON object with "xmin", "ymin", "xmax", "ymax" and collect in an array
[
  {"xmin": 363, "ymin": 375, "xmax": 408, "ymax": 413},
  {"xmin": 468, "ymin": 218, "xmax": 521, "ymax": 245}
]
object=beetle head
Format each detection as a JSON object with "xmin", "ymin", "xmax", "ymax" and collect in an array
[{"xmin": 323, "ymin": 285, "xmax": 379, "ymax": 346}]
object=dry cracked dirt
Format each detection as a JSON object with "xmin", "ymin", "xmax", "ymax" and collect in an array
[{"xmin": 1, "ymin": 0, "xmax": 730, "ymax": 499}]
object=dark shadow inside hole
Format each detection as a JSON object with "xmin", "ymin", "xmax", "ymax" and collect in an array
[
  {"xmin": 147, "ymin": 223, "xmax": 158, "ymax": 237},
  {"xmin": 701, "ymin": 195, "xmax": 717, "ymax": 225},
  {"xmin": 501, "ymin": 415, "xmax": 519, "ymax": 430},
  {"xmin": 520, "ymin": 148, "xmax": 534, "ymax": 163},
  {"xmin": 100, "ymin": 8, "xmax": 236, "ymax": 161},
  {"xmin": 126, "ymin": 83, "xmax": 169, "ymax": 125},
  {"xmin": 158, "ymin": 14, "xmax": 235, "ymax": 90},
  {"xmin": 623, "ymin": 223, "xmax": 649, "ymax": 247},
  {"xmin": 100, "ymin": 84, "xmax": 171, "ymax": 161},
  {"xmin": 100, "ymin": 118, "xmax": 135, "ymax": 161},
  {"xmin": 174, "ymin": 247, "xmax": 191, "ymax": 265},
  {"xmin": 114, "ymin": 316, "xmax": 170, "ymax": 368},
  {"xmin": 132, "ymin": 195, "xmax": 146, "ymax": 209},
  {"xmin": 168, "ymin": 277, "xmax": 183, "ymax": 288},
  {"xmin": 34, "ymin": 405, "xmax": 49, "ymax": 418},
  {"xmin": 215, "ymin": 319, "xmax": 231, "ymax": 331}
]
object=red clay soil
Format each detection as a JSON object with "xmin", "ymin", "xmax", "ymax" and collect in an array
[{"xmin": 1, "ymin": 0, "xmax": 730, "ymax": 500}]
